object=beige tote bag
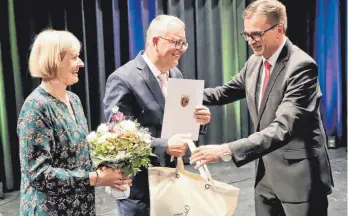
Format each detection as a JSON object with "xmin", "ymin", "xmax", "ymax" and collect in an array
[{"xmin": 148, "ymin": 141, "xmax": 240, "ymax": 216}]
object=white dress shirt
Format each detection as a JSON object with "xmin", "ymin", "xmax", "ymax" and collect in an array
[{"xmin": 142, "ymin": 52, "xmax": 169, "ymax": 87}]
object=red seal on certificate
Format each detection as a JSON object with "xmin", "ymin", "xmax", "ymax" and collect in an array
[{"xmin": 180, "ymin": 95, "xmax": 189, "ymax": 107}]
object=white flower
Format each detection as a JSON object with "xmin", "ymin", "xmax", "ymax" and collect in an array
[
  {"xmin": 112, "ymin": 107, "xmax": 119, "ymax": 114},
  {"xmin": 142, "ymin": 134, "xmax": 151, "ymax": 143},
  {"xmin": 137, "ymin": 131, "xmax": 151, "ymax": 143},
  {"xmin": 98, "ymin": 133, "xmax": 113, "ymax": 144},
  {"xmin": 119, "ymin": 120, "xmax": 136, "ymax": 132},
  {"xmin": 97, "ymin": 123, "xmax": 109, "ymax": 134},
  {"xmin": 86, "ymin": 131, "xmax": 97, "ymax": 142}
]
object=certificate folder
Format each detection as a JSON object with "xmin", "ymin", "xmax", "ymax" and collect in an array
[{"xmin": 161, "ymin": 78, "xmax": 204, "ymax": 141}]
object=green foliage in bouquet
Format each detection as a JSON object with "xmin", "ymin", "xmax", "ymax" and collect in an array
[{"xmin": 87, "ymin": 107, "xmax": 156, "ymax": 176}]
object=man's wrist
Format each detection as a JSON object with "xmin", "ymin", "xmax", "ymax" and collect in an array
[
  {"xmin": 220, "ymin": 144, "xmax": 232, "ymax": 162},
  {"xmin": 221, "ymin": 144, "xmax": 232, "ymax": 154}
]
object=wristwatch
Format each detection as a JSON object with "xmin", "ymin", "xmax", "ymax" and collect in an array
[{"xmin": 220, "ymin": 144, "xmax": 232, "ymax": 162}]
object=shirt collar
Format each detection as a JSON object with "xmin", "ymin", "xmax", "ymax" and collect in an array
[
  {"xmin": 142, "ymin": 52, "xmax": 168, "ymax": 78},
  {"xmin": 262, "ymin": 37, "xmax": 287, "ymax": 66}
]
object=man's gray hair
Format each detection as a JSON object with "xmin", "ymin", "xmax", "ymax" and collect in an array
[
  {"xmin": 243, "ymin": 0, "xmax": 287, "ymax": 31},
  {"xmin": 145, "ymin": 15, "xmax": 185, "ymax": 46}
]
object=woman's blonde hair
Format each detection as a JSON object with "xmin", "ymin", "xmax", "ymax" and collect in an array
[{"xmin": 28, "ymin": 29, "xmax": 81, "ymax": 78}]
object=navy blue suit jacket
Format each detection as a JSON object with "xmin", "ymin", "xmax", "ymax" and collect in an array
[{"xmin": 103, "ymin": 51, "xmax": 183, "ymax": 203}]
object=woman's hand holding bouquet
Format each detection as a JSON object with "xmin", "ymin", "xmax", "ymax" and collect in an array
[{"xmin": 87, "ymin": 107, "xmax": 156, "ymax": 198}]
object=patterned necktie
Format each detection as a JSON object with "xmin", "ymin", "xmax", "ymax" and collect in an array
[
  {"xmin": 261, "ymin": 61, "xmax": 272, "ymax": 97},
  {"xmin": 158, "ymin": 72, "xmax": 168, "ymax": 98}
]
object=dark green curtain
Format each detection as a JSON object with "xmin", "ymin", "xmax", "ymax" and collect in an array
[{"xmin": 0, "ymin": 0, "xmax": 248, "ymax": 191}]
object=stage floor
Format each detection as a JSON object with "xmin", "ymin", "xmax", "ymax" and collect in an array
[{"xmin": 0, "ymin": 147, "xmax": 346, "ymax": 216}]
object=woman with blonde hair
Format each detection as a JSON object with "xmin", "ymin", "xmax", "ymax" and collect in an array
[{"xmin": 17, "ymin": 29, "xmax": 131, "ymax": 215}]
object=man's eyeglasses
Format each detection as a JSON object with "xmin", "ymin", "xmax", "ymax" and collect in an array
[
  {"xmin": 240, "ymin": 24, "xmax": 279, "ymax": 42},
  {"xmin": 158, "ymin": 37, "xmax": 188, "ymax": 49}
]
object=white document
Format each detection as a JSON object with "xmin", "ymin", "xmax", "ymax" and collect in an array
[{"xmin": 161, "ymin": 78, "xmax": 204, "ymax": 141}]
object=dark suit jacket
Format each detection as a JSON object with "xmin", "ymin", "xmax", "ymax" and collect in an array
[
  {"xmin": 103, "ymin": 51, "xmax": 183, "ymax": 203},
  {"xmin": 203, "ymin": 39, "xmax": 333, "ymax": 202}
]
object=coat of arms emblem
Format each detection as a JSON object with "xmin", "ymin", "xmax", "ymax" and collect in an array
[{"xmin": 180, "ymin": 95, "xmax": 190, "ymax": 107}]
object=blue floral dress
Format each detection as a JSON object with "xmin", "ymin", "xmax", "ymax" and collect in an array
[{"xmin": 17, "ymin": 87, "xmax": 95, "ymax": 216}]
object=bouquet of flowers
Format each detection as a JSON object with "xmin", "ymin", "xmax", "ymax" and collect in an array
[{"xmin": 87, "ymin": 107, "xmax": 156, "ymax": 199}]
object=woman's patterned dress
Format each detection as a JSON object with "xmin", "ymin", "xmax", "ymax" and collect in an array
[{"xmin": 17, "ymin": 87, "xmax": 95, "ymax": 216}]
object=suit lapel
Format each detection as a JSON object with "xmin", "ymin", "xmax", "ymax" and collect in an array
[
  {"xmin": 256, "ymin": 40, "xmax": 291, "ymax": 125},
  {"xmin": 168, "ymin": 69, "xmax": 182, "ymax": 79},
  {"xmin": 136, "ymin": 52, "xmax": 165, "ymax": 110},
  {"xmin": 169, "ymin": 70, "xmax": 176, "ymax": 78},
  {"xmin": 248, "ymin": 59, "xmax": 263, "ymax": 124}
]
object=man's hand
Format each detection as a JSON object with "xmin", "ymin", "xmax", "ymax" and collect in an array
[
  {"xmin": 190, "ymin": 144, "xmax": 230, "ymax": 169},
  {"xmin": 194, "ymin": 105, "xmax": 211, "ymax": 125},
  {"xmin": 167, "ymin": 134, "xmax": 191, "ymax": 158}
]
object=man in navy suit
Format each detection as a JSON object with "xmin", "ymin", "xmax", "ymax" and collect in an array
[
  {"xmin": 103, "ymin": 15, "xmax": 211, "ymax": 216},
  {"xmin": 190, "ymin": 1, "xmax": 333, "ymax": 216}
]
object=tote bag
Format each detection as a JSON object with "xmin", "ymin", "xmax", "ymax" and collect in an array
[{"xmin": 148, "ymin": 140, "xmax": 240, "ymax": 216}]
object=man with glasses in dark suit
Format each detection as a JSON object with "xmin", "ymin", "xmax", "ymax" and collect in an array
[
  {"xmin": 104, "ymin": 15, "xmax": 211, "ymax": 216},
  {"xmin": 190, "ymin": 1, "xmax": 333, "ymax": 216}
]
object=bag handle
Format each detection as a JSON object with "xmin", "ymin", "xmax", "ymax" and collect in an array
[{"xmin": 175, "ymin": 140, "xmax": 212, "ymax": 182}]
